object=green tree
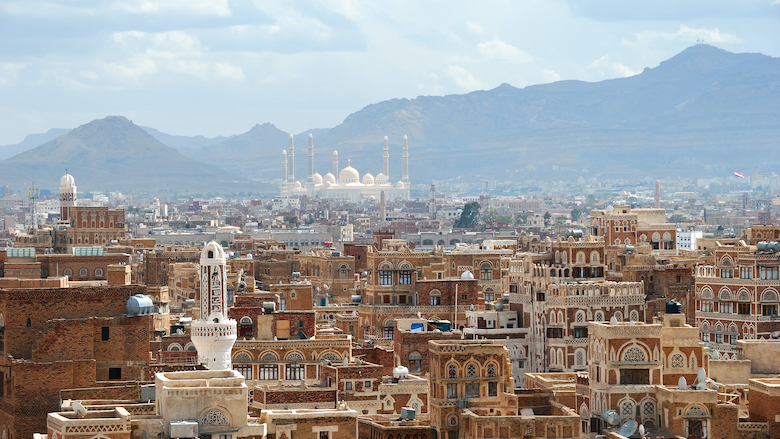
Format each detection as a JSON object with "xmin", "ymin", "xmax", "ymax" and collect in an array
[
  {"xmin": 454, "ymin": 202, "xmax": 481, "ymax": 228},
  {"xmin": 570, "ymin": 208, "xmax": 583, "ymax": 222},
  {"xmin": 668, "ymin": 214, "xmax": 685, "ymax": 223},
  {"xmin": 482, "ymin": 208, "xmax": 499, "ymax": 223},
  {"xmin": 497, "ymin": 214, "xmax": 513, "ymax": 223},
  {"xmin": 284, "ymin": 214, "xmax": 299, "ymax": 226},
  {"xmin": 543, "ymin": 211, "xmax": 552, "ymax": 227},
  {"xmin": 305, "ymin": 214, "xmax": 315, "ymax": 225}
]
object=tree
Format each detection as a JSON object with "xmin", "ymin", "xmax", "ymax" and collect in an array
[
  {"xmin": 305, "ymin": 214, "xmax": 315, "ymax": 225},
  {"xmin": 284, "ymin": 214, "xmax": 299, "ymax": 226},
  {"xmin": 668, "ymin": 214, "xmax": 685, "ymax": 223},
  {"xmin": 570, "ymin": 208, "xmax": 583, "ymax": 222},
  {"xmin": 454, "ymin": 202, "xmax": 481, "ymax": 228},
  {"xmin": 543, "ymin": 211, "xmax": 552, "ymax": 227}
]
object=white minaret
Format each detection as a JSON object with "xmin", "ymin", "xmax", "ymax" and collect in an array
[
  {"xmin": 383, "ymin": 135, "xmax": 389, "ymax": 180},
  {"xmin": 306, "ymin": 133, "xmax": 314, "ymax": 194},
  {"xmin": 59, "ymin": 171, "xmax": 77, "ymax": 225},
  {"xmin": 190, "ymin": 241, "xmax": 237, "ymax": 370},
  {"xmin": 281, "ymin": 150, "xmax": 288, "ymax": 196},
  {"xmin": 333, "ymin": 150, "xmax": 339, "ymax": 183},
  {"xmin": 287, "ymin": 134, "xmax": 295, "ymax": 183},
  {"xmin": 402, "ymin": 135, "xmax": 409, "ymax": 185}
]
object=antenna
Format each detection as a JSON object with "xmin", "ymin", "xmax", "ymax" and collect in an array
[
  {"xmin": 28, "ymin": 181, "xmax": 40, "ymax": 230},
  {"xmin": 618, "ymin": 420, "xmax": 638, "ymax": 438},
  {"xmin": 71, "ymin": 401, "xmax": 88, "ymax": 418}
]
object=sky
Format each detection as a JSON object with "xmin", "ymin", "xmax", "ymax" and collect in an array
[{"xmin": 0, "ymin": 0, "xmax": 778, "ymax": 145}]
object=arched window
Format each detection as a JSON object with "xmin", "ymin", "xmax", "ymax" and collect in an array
[
  {"xmin": 630, "ymin": 310, "xmax": 640, "ymax": 322},
  {"xmin": 670, "ymin": 353, "xmax": 685, "ymax": 368},
  {"xmin": 448, "ymin": 364, "xmax": 457, "ymax": 378},
  {"xmin": 623, "ymin": 347, "xmax": 646, "ymax": 363},
  {"xmin": 234, "ymin": 352, "xmax": 252, "ymax": 363},
  {"xmin": 467, "ymin": 364, "xmax": 477, "ymax": 378},
  {"xmin": 95, "ymin": 268, "xmax": 103, "ymax": 277},
  {"xmin": 285, "ymin": 352, "xmax": 303, "ymax": 362},
  {"xmin": 240, "ymin": 316, "xmax": 253, "ymax": 324},
  {"xmin": 613, "ymin": 311, "xmax": 623, "ymax": 322},
  {"xmin": 261, "ymin": 352, "xmax": 279, "ymax": 362},
  {"xmin": 64, "ymin": 268, "xmax": 72, "ymax": 278},
  {"xmin": 79, "ymin": 268, "xmax": 88, "ymax": 277},
  {"xmin": 487, "ymin": 363, "xmax": 496, "ymax": 377},
  {"xmin": 620, "ymin": 399, "xmax": 636, "ymax": 418},
  {"xmin": 480, "ymin": 262, "xmax": 492, "ymax": 280}
]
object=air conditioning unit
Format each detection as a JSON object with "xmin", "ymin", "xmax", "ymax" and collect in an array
[
  {"xmin": 170, "ymin": 420, "xmax": 198, "ymax": 438},
  {"xmin": 401, "ymin": 407, "xmax": 416, "ymax": 420}
]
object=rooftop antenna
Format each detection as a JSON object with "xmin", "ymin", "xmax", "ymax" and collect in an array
[{"xmin": 28, "ymin": 181, "xmax": 40, "ymax": 230}]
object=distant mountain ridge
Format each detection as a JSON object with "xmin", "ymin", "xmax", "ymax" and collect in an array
[{"xmin": 0, "ymin": 44, "xmax": 777, "ymax": 192}]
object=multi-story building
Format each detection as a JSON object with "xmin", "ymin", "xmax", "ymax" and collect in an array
[{"xmin": 590, "ymin": 205, "xmax": 676, "ymax": 250}]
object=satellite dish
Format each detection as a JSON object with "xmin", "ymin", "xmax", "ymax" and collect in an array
[
  {"xmin": 618, "ymin": 420, "xmax": 638, "ymax": 438},
  {"xmin": 610, "ymin": 316, "xmax": 618, "ymax": 325},
  {"xmin": 638, "ymin": 424, "xmax": 646, "ymax": 437},
  {"xmin": 678, "ymin": 376, "xmax": 688, "ymax": 390},
  {"xmin": 602, "ymin": 410, "xmax": 620, "ymax": 426},
  {"xmin": 71, "ymin": 401, "xmax": 88, "ymax": 418},
  {"xmin": 697, "ymin": 367, "xmax": 707, "ymax": 383}
]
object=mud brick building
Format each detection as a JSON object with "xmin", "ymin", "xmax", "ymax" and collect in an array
[{"xmin": 0, "ymin": 284, "xmax": 155, "ymax": 439}]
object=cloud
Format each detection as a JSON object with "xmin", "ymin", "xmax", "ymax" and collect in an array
[
  {"xmin": 214, "ymin": 63, "xmax": 245, "ymax": 81},
  {"xmin": 467, "ymin": 21, "xmax": 485, "ymax": 35},
  {"xmin": 542, "ymin": 69, "xmax": 561, "ymax": 83},
  {"xmin": 446, "ymin": 66, "xmax": 484, "ymax": 90},
  {"xmin": 634, "ymin": 25, "xmax": 740, "ymax": 44},
  {"xmin": 104, "ymin": 58, "xmax": 158, "ymax": 80},
  {"xmin": 119, "ymin": 0, "xmax": 232, "ymax": 17},
  {"xmin": 588, "ymin": 55, "xmax": 637, "ymax": 78},
  {"xmin": 0, "ymin": 63, "xmax": 25, "ymax": 86},
  {"xmin": 477, "ymin": 40, "xmax": 533, "ymax": 63}
]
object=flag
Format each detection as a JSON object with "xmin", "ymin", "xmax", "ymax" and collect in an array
[{"xmin": 734, "ymin": 171, "xmax": 745, "ymax": 178}]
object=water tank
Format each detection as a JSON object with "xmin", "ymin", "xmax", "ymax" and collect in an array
[
  {"xmin": 494, "ymin": 302, "xmax": 505, "ymax": 311},
  {"xmin": 351, "ymin": 295, "xmax": 362, "ymax": 303},
  {"xmin": 565, "ymin": 229, "xmax": 583, "ymax": 238},
  {"xmin": 771, "ymin": 242, "xmax": 780, "ymax": 252},
  {"xmin": 392, "ymin": 366, "xmax": 409, "ymax": 380},
  {"xmin": 624, "ymin": 245, "xmax": 635, "ymax": 253},
  {"xmin": 757, "ymin": 241, "xmax": 770, "ymax": 251},
  {"xmin": 665, "ymin": 301, "xmax": 682, "ymax": 314},
  {"xmin": 401, "ymin": 407, "xmax": 416, "ymax": 420},
  {"xmin": 262, "ymin": 302, "xmax": 276, "ymax": 313},
  {"xmin": 127, "ymin": 294, "xmax": 154, "ymax": 315}
]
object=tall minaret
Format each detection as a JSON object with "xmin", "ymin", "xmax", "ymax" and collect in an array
[
  {"xmin": 654, "ymin": 180, "xmax": 661, "ymax": 209},
  {"xmin": 380, "ymin": 190, "xmax": 386, "ymax": 222},
  {"xmin": 382, "ymin": 135, "xmax": 389, "ymax": 180},
  {"xmin": 402, "ymin": 135, "xmax": 409, "ymax": 185},
  {"xmin": 333, "ymin": 150, "xmax": 339, "ymax": 183},
  {"xmin": 191, "ymin": 241, "xmax": 237, "ymax": 370},
  {"xmin": 306, "ymin": 133, "xmax": 314, "ymax": 194},
  {"xmin": 281, "ymin": 150, "xmax": 288, "ymax": 196},
  {"xmin": 287, "ymin": 134, "xmax": 295, "ymax": 183},
  {"xmin": 59, "ymin": 171, "xmax": 77, "ymax": 225}
]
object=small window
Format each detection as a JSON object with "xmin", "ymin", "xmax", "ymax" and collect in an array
[
  {"xmin": 101, "ymin": 326, "xmax": 110, "ymax": 341},
  {"xmin": 79, "ymin": 268, "xmax": 88, "ymax": 277},
  {"xmin": 345, "ymin": 381, "xmax": 352, "ymax": 390},
  {"xmin": 108, "ymin": 367, "xmax": 122, "ymax": 380},
  {"xmin": 95, "ymin": 268, "xmax": 104, "ymax": 277}
]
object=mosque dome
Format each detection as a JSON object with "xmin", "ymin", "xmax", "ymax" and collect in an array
[
  {"xmin": 375, "ymin": 173, "xmax": 388, "ymax": 185},
  {"xmin": 362, "ymin": 173, "xmax": 375, "ymax": 185},
  {"xmin": 339, "ymin": 161, "xmax": 360, "ymax": 183},
  {"xmin": 60, "ymin": 173, "xmax": 76, "ymax": 188},
  {"xmin": 294, "ymin": 181, "xmax": 302, "ymax": 189},
  {"xmin": 323, "ymin": 172, "xmax": 336, "ymax": 184},
  {"xmin": 396, "ymin": 181, "xmax": 405, "ymax": 189},
  {"xmin": 461, "ymin": 270, "xmax": 474, "ymax": 280},
  {"xmin": 313, "ymin": 172, "xmax": 323, "ymax": 184},
  {"xmin": 324, "ymin": 181, "xmax": 333, "ymax": 188}
]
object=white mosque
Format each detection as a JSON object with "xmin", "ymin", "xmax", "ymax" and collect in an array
[{"xmin": 280, "ymin": 134, "xmax": 411, "ymax": 202}]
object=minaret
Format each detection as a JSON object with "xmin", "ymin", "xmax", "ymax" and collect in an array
[
  {"xmin": 380, "ymin": 190, "xmax": 386, "ymax": 222},
  {"xmin": 383, "ymin": 135, "xmax": 389, "ymax": 180},
  {"xmin": 306, "ymin": 133, "xmax": 314, "ymax": 194},
  {"xmin": 287, "ymin": 134, "xmax": 295, "ymax": 183},
  {"xmin": 402, "ymin": 135, "xmax": 409, "ymax": 185},
  {"xmin": 59, "ymin": 171, "xmax": 77, "ymax": 225},
  {"xmin": 654, "ymin": 180, "xmax": 661, "ymax": 209},
  {"xmin": 281, "ymin": 150, "xmax": 288, "ymax": 196},
  {"xmin": 190, "ymin": 241, "xmax": 237, "ymax": 370},
  {"xmin": 333, "ymin": 150, "xmax": 339, "ymax": 183}
]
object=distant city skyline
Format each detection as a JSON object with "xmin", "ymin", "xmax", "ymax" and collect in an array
[{"xmin": 1, "ymin": 0, "xmax": 778, "ymax": 145}]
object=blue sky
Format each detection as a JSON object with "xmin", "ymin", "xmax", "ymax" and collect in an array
[{"xmin": 1, "ymin": 0, "xmax": 778, "ymax": 145}]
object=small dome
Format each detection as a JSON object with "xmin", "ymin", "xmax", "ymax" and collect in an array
[
  {"xmin": 375, "ymin": 173, "xmax": 388, "ymax": 184},
  {"xmin": 362, "ymin": 173, "xmax": 375, "ymax": 185},
  {"xmin": 323, "ymin": 172, "xmax": 336, "ymax": 183},
  {"xmin": 313, "ymin": 172, "xmax": 323, "ymax": 184},
  {"xmin": 324, "ymin": 181, "xmax": 333, "ymax": 188},
  {"xmin": 60, "ymin": 173, "xmax": 76, "ymax": 188},
  {"xmin": 201, "ymin": 240, "xmax": 226, "ymax": 263},
  {"xmin": 294, "ymin": 181, "xmax": 302, "ymax": 189},
  {"xmin": 339, "ymin": 161, "xmax": 360, "ymax": 183},
  {"xmin": 461, "ymin": 270, "xmax": 474, "ymax": 280},
  {"xmin": 396, "ymin": 181, "xmax": 405, "ymax": 188}
]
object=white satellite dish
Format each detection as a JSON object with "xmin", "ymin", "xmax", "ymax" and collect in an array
[
  {"xmin": 697, "ymin": 367, "xmax": 707, "ymax": 383},
  {"xmin": 602, "ymin": 410, "xmax": 620, "ymax": 426},
  {"xmin": 618, "ymin": 420, "xmax": 638, "ymax": 438},
  {"xmin": 678, "ymin": 376, "xmax": 688, "ymax": 390},
  {"xmin": 71, "ymin": 401, "xmax": 88, "ymax": 418},
  {"xmin": 610, "ymin": 316, "xmax": 618, "ymax": 325},
  {"xmin": 638, "ymin": 424, "xmax": 646, "ymax": 437}
]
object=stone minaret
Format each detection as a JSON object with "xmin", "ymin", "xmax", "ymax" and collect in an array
[
  {"xmin": 306, "ymin": 133, "xmax": 314, "ymax": 194},
  {"xmin": 281, "ymin": 150, "xmax": 288, "ymax": 196},
  {"xmin": 383, "ymin": 135, "xmax": 389, "ymax": 180},
  {"xmin": 191, "ymin": 241, "xmax": 237, "ymax": 370},
  {"xmin": 380, "ymin": 190, "xmax": 386, "ymax": 222},
  {"xmin": 287, "ymin": 134, "xmax": 295, "ymax": 183},
  {"xmin": 654, "ymin": 180, "xmax": 661, "ymax": 209},
  {"xmin": 333, "ymin": 150, "xmax": 339, "ymax": 183},
  {"xmin": 59, "ymin": 171, "xmax": 77, "ymax": 224},
  {"xmin": 402, "ymin": 135, "xmax": 409, "ymax": 185}
]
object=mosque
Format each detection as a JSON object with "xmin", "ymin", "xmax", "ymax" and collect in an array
[{"xmin": 280, "ymin": 134, "xmax": 411, "ymax": 202}]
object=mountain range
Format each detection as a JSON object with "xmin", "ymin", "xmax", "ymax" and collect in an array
[{"xmin": 1, "ymin": 44, "xmax": 777, "ymax": 193}]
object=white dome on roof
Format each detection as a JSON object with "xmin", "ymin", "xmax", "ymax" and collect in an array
[
  {"xmin": 324, "ymin": 172, "xmax": 336, "ymax": 183},
  {"xmin": 324, "ymin": 181, "xmax": 333, "ymax": 188},
  {"xmin": 294, "ymin": 181, "xmax": 302, "ymax": 189},
  {"xmin": 339, "ymin": 160, "xmax": 360, "ymax": 183},
  {"xmin": 396, "ymin": 181, "xmax": 405, "ymax": 188},
  {"xmin": 60, "ymin": 173, "xmax": 76, "ymax": 188},
  {"xmin": 362, "ymin": 173, "xmax": 375, "ymax": 185},
  {"xmin": 375, "ymin": 173, "xmax": 388, "ymax": 184},
  {"xmin": 313, "ymin": 172, "xmax": 323, "ymax": 184},
  {"xmin": 461, "ymin": 270, "xmax": 474, "ymax": 280}
]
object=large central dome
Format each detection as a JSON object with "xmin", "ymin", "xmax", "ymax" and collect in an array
[{"xmin": 339, "ymin": 160, "xmax": 360, "ymax": 183}]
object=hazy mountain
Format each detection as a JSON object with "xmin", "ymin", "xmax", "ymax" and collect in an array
[
  {"xmin": 0, "ymin": 116, "xmax": 246, "ymax": 193},
  {"xmin": 141, "ymin": 126, "xmax": 230, "ymax": 150},
  {"xmin": 0, "ymin": 128, "xmax": 72, "ymax": 160}
]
